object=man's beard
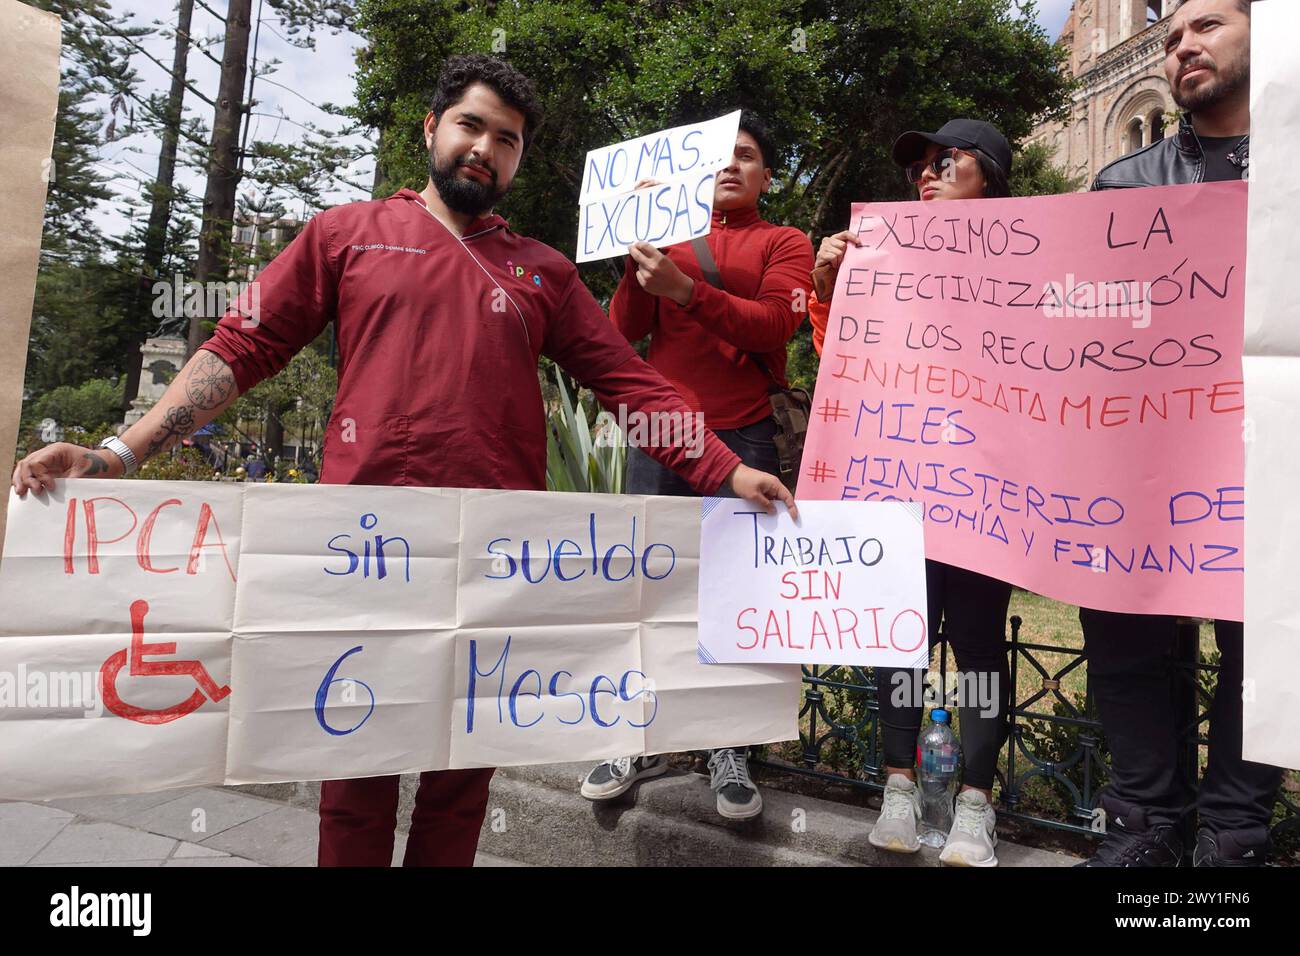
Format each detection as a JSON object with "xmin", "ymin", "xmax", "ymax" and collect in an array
[
  {"xmin": 1172, "ymin": 53, "xmax": 1249, "ymax": 115},
  {"xmin": 428, "ymin": 143, "xmax": 509, "ymax": 217}
]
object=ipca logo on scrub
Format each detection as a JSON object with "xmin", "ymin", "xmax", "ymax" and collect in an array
[{"xmin": 505, "ymin": 260, "xmax": 543, "ymax": 287}]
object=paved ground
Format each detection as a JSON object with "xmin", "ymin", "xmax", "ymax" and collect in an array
[
  {"xmin": 5, "ymin": 773, "xmax": 1080, "ymax": 867},
  {"xmin": 0, "ymin": 787, "xmax": 523, "ymax": 867}
]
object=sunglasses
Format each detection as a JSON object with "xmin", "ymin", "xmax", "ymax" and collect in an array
[{"xmin": 904, "ymin": 147, "xmax": 965, "ymax": 185}]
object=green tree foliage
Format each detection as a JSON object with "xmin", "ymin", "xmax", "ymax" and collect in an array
[
  {"xmin": 239, "ymin": 1, "xmax": 375, "ymax": 210},
  {"xmin": 353, "ymin": 1, "xmax": 1073, "ymax": 391},
  {"xmin": 24, "ymin": 1, "xmax": 143, "ymax": 404},
  {"xmin": 1013, "ymin": 139, "xmax": 1087, "ymax": 197},
  {"xmin": 32, "ymin": 378, "xmax": 124, "ymax": 432},
  {"xmin": 354, "ymin": 0, "xmax": 1072, "ymax": 254},
  {"xmin": 33, "ymin": 0, "xmax": 140, "ymax": 257},
  {"xmin": 25, "ymin": 258, "xmax": 136, "ymax": 402}
]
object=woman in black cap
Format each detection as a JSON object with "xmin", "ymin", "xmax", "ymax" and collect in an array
[{"xmin": 808, "ymin": 119, "xmax": 1014, "ymax": 867}]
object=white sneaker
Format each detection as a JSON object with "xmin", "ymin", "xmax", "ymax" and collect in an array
[
  {"xmin": 939, "ymin": 789, "xmax": 999, "ymax": 867},
  {"xmin": 868, "ymin": 773, "xmax": 922, "ymax": 853},
  {"xmin": 580, "ymin": 755, "xmax": 668, "ymax": 800}
]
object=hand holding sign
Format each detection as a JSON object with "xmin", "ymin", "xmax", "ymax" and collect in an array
[
  {"xmin": 724, "ymin": 462, "xmax": 799, "ymax": 520},
  {"xmin": 12, "ymin": 442, "xmax": 123, "ymax": 495},
  {"xmin": 812, "ymin": 230, "xmax": 862, "ymax": 301},
  {"xmin": 629, "ymin": 241, "xmax": 695, "ymax": 305}
]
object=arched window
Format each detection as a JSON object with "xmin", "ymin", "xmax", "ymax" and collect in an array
[
  {"xmin": 1147, "ymin": 0, "xmax": 1164, "ymax": 25},
  {"xmin": 1127, "ymin": 117, "xmax": 1145, "ymax": 155},
  {"xmin": 1149, "ymin": 109, "xmax": 1167, "ymax": 142}
]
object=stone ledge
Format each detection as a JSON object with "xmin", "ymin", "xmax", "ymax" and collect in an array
[
  {"xmin": 475, "ymin": 762, "xmax": 1082, "ymax": 868},
  {"xmin": 229, "ymin": 766, "xmax": 1082, "ymax": 867}
]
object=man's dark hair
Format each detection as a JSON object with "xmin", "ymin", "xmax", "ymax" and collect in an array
[
  {"xmin": 430, "ymin": 54, "xmax": 542, "ymax": 151},
  {"xmin": 738, "ymin": 110, "xmax": 778, "ymax": 171},
  {"xmin": 1177, "ymin": 0, "xmax": 1252, "ymax": 13},
  {"xmin": 972, "ymin": 149, "xmax": 1012, "ymax": 199}
]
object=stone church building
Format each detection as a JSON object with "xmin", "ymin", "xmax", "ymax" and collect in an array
[{"xmin": 1031, "ymin": 0, "xmax": 1180, "ymax": 188}]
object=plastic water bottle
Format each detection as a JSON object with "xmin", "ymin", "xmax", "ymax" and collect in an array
[{"xmin": 917, "ymin": 708, "xmax": 961, "ymax": 848}]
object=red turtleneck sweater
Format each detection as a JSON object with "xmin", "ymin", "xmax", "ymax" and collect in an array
[{"xmin": 608, "ymin": 205, "xmax": 813, "ymax": 430}]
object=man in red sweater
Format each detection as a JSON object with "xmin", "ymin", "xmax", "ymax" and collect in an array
[
  {"xmin": 579, "ymin": 111, "xmax": 814, "ymax": 819},
  {"xmin": 12, "ymin": 56, "xmax": 796, "ymax": 865}
]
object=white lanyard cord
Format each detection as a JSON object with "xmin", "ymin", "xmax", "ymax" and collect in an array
[{"xmin": 416, "ymin": 199, "xmax": 533, "ymax": 351}]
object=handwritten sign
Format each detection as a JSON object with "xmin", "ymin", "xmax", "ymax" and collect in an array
[
  {"xmin": 698, "ymin": 500, "xmax": 928, "ymax": 666},
  {"xmin": 801, "ymin": 184, "xmax": 1246, "ymax": 620},
  {"xmin": 575, "ymin": 111, "xmax": 740, "ymax": 263},
  {"xmin": 0, "ymin": 481, "xmax": 799, "ymax": 800}
]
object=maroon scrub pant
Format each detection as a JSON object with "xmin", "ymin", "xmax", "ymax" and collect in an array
[{"xmin": 318, "ymin": 768, "xmax": 495, "ymax": 866}]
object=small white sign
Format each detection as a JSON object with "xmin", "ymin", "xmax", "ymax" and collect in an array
[
  {"xmin": 698, "ymin": 500, "xmax": 930, "ymax": 666},
  {"xmin": 576, "ymin": 111, "xmax": 741, "ymax": 263}
]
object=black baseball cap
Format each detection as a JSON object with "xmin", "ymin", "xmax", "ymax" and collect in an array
[{"xmin": 891, "ymin": 119, "xmax": 1013, "ymax": 176}]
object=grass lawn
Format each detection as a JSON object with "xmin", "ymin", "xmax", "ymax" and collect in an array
[{"xmin": 1007, "ymin": 588, "xmax": 1217, "ymax": 711}]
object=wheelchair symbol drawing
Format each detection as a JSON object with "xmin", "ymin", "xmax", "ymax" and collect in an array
[{"xmin": 100, "ymin": 599, "xmax": 231, "ymax": 725}]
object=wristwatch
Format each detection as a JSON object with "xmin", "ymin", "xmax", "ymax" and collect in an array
[{"xmin": 98, "ymin": 436, "xmax": 139, "ymax": 476}]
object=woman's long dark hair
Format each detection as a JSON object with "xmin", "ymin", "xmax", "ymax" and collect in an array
[{"xmin": 971, "ymin": 147, "xmax": 1012, "ymax": 198}]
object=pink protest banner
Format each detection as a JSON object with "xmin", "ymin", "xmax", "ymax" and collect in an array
[{"xmin": 801, "ymin": 183, "xmax": 1245, "ymax": 620}]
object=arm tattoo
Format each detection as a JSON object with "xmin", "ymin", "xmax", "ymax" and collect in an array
[
  {"xmin": 185, "ymin": 351, "xmax": 236, "ymax": 410},
  {"xmin": 143, "ymin": 405, "xmax": 197, "ymax": 459},
  {"xmin": 79, "ymin": 452, "xmax": 109, "ymax": 476}
]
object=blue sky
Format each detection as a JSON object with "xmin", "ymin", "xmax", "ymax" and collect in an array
[
  {"xmin": 1036, "ymin": 0, "xmax": 1076, "ymax": 40},
  {"xmin": 86, "ymin": 1, "xmax": 1077, "ymax": 240}
]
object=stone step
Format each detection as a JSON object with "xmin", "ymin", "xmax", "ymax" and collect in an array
[{"xmin": 471, "ymin": 762, "xmax": 1082, "ymax": 867}]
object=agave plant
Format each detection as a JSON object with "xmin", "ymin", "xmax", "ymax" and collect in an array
[{"xmin": 545, "ymin": 369, "xmax": 625, "ymax": 494}]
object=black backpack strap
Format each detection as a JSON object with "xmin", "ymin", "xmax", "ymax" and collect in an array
[
  {"xmin": 689, "ymin": 235, "xmax": 809, "ymax": 489},
  {"xmin": 690, "ymin": 237, "xmax": 780, "ymax": 389},
  {"xmin": 690, "ymin": 237, "xmax": 725, "ymax": 290}
]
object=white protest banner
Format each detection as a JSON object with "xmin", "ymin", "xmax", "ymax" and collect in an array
[
  {"xmin": 698, "ymin": 499, "xmax": 928, "ymax": 666},
  {"xmin": 575, "ymin": 111, "xmax": 741, "ymax": 263},
  {"xmin": 0, "ymin": 481, "xmax": 800, "ymax": 799},
  {"xmin": 1243, "ymin": 0, "xmax": 1300, "ymax": 770}
]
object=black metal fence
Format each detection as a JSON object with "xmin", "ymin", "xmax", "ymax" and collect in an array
[{"xmin": 752, "ymin": 614, "xmax": 1299, "ymax": 860}]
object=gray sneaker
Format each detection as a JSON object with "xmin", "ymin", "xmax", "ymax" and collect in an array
[
  {"xmin": 707, "ymin": 748, "xmax": 762, "ymax": 820},
  {"xmin": 580, "ymin": 755, "xmax": 668, "ymax": 800},
  {"xmin": 939, "ymin": 789, "xmax": 999, "ymax": 867},
  {"xmin": 868, "ymin": 773, "xmax": 922, "ymax": 853}
]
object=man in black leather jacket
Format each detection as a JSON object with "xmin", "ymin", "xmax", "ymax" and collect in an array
[
  {"xmin": 1093, "ymin": 111, "xmax": 1248, "ymax": 189},
  {"xmin": 1079, "ymin": 0, "xmax": 1282, "ymax": 869}
]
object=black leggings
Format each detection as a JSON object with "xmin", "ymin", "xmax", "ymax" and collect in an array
[
  {"xmin": 1080, "ymin": 609, "xmax": 1284, "ymax": 833},
  {"xmin": 875, "ymin": 561, "xmax": 1012, "ymax": 790}
]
